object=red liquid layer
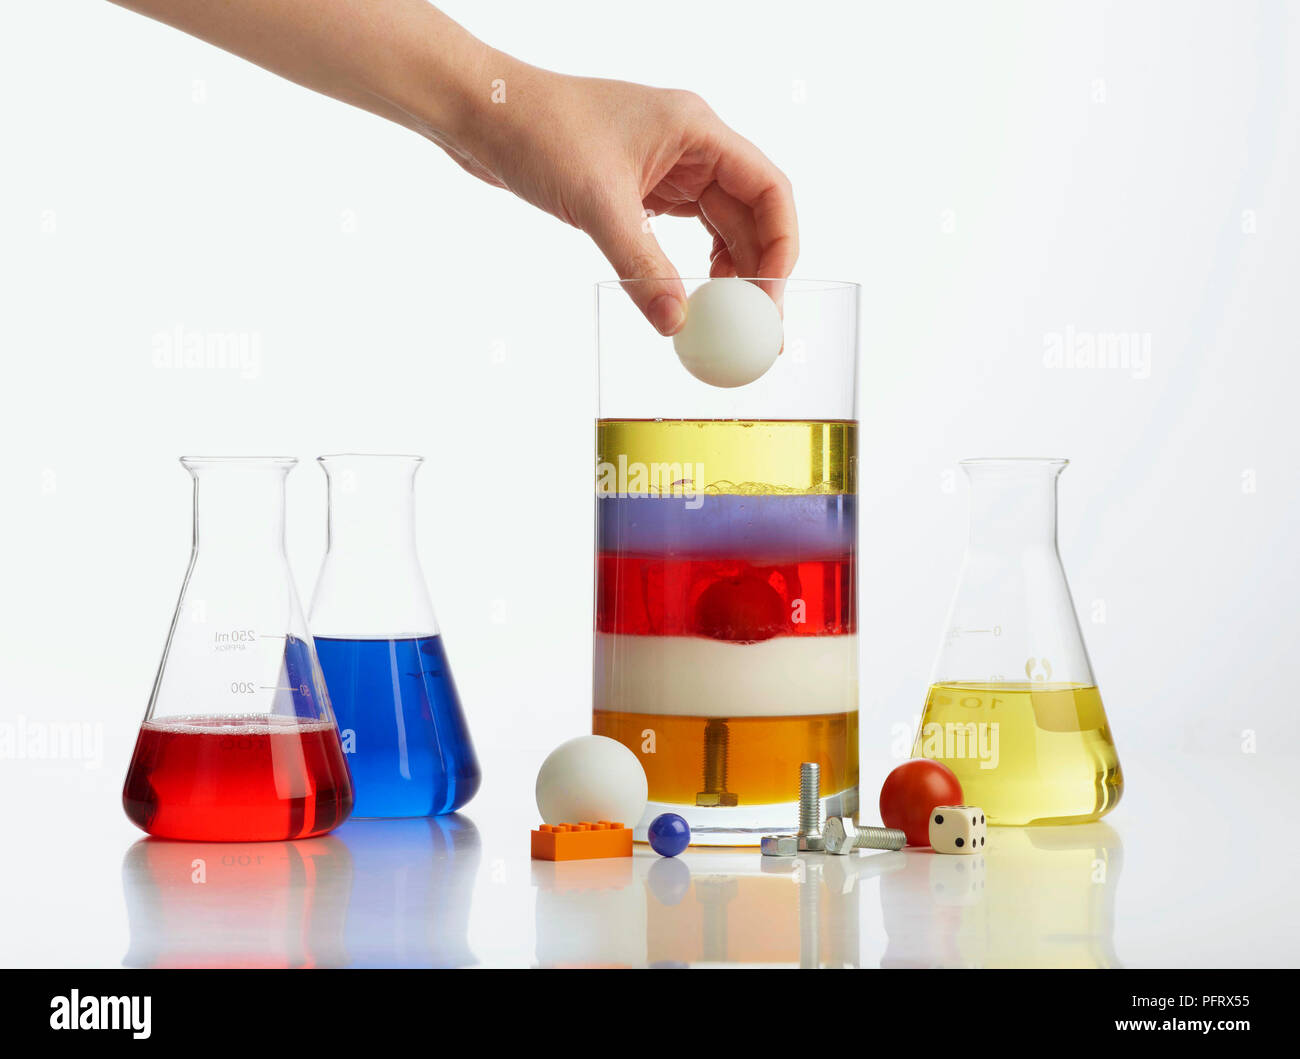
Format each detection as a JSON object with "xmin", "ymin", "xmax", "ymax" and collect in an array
[
  {"xmin": 123, "ymin": 715, "xmax": 353, "ymax": 842},
  {"xmin": 595, "ymin": 553, "xmax": 855, "ymax": 641}
]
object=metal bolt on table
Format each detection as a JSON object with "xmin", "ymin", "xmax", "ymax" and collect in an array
[
  {"xmin": 797, "ymin": 762, "xmax": 824, "ymax": 851},
  {"xmin": 823, "ymin": 816, "xmax": 907, "ymax": 854}
]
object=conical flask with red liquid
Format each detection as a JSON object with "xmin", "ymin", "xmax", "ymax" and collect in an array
[{"xmin": 123, "ymin": 457, "xmax": 353, "ymax": 841}]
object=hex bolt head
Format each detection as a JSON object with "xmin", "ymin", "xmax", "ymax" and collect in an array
[
  {"xmin": 823, "ymin": 816, "xmax": 858, "ymax": 854},
  {"xmin": 761, "ymin": 834, "xmax": 798, "ymax": 857}
]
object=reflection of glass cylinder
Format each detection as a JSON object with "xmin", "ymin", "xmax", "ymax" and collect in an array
[
  {"xmin": 593, "ymin": 280, "xmax": 860, "ymax": 844},
  {"xmin": 915, "ymin": 459, "xmax": 1122, "ymax": 825},
  {"xmin": 123, "ymin": 458, "xmax": 351, "ymax": 842},
  {"xmin": 310, "ymin": 455, "xmax": 479, "ymax": 819},
  {"xmin": 642, "ymin": 854, "xmax": 865, "ymax": 968}
]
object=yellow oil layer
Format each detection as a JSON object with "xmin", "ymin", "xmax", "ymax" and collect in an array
[
  {"xmin": 596, "ymin": 419, "xmax": 856, "ymax": 496},
  {"xmin": 913, "ymin": 682, "xmax": 1123, "ymax": 826}
]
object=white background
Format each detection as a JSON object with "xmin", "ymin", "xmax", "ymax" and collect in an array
[{"xmin": 1, "ymin": 0, "xmax": 1297, "ymax": 966}]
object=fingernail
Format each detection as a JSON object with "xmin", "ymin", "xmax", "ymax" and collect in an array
[{"xmin": 649, "ymin": 294, "xmax": 686, "ymax": 336}]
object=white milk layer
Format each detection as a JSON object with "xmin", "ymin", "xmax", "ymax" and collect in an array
[{"xmin": 593, "ymin": 632, "xmax": 858, "ymax": 718}]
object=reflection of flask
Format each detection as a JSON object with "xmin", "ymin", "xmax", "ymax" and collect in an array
[
  {"xmin": 310, "ymin": 455, "xmax": 479, "ymax": 818},
  {"xmin": 123, "ymin": 458, "xmax": 352, "ymax": 842},
  {"xmin": 122, "ymin": 837, "xmax": 352, "ymax": 968},
  {"xmin": 982, "ymin": 825, "xmax": 1124, "ymax": 968},
  {"xmin": 877, "ymin": 824, "xmax": 1123, "ymax": 968},
  {"xmin": 915, "ymin": 459, "xmax": 1122, "ymax": 825},
  {"xmin": 337, "ymin": 816, "xmax": 480, "ymax": 968}
]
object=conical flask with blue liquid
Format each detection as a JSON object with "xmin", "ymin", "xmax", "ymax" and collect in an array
[{"xmin": 309, "ymin": 454, "xmax": 479, "ymax": 818}]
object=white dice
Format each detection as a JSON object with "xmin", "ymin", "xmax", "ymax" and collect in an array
[{"xmin": 929, "ymin": 805, "xmax": 987, "ymax": 855}]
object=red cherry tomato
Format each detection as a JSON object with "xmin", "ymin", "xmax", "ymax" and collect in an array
[{"xmin": 879, "ymin": 760, "xmax": 963, "ymax": 846}]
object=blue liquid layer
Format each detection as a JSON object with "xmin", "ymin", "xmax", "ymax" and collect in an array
[
  {"xmin": 597, "ymin": 494, "xmax": 856, "ymax": 559},
  {"xmin": 315, "ymin": 635, "xmax": 480, "ymax": 818}
]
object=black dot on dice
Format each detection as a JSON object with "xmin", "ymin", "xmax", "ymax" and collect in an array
[
  {"xmin": 934, "ymin": 814, "xmax": 944, "ymax": 824},
  {"xmin": 955, "ymin": 837, "xmax": 964, "ymax": 847},
  {"xmin": 971, "ymin": 814, "xmax": 977, "ymax": 825},
  {"xmin": 980, "ymin": 814, "xmax": 985, "ymax": 824},
  {"xmin": 980, "ymin": 836, "xmax": 985, "ymax": 846}
]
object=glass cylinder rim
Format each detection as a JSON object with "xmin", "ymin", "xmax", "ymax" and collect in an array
[
  {"xmin": 597, "ymin": 277, "xmax": 859, "ymax": 293},
  {"xmin": 317, "ymin": 452, "xmax": 424, "ymax": 463},
  {"xmin": 179, "ymin": 456, "xmax": 298, "ymax": 468}
]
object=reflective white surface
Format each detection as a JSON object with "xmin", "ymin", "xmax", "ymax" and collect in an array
[{"xmin": 2, "ymin": 755, "xmax": 1293, "ymax": 968}]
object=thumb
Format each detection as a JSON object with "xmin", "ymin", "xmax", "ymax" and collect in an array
[{"xmin": 586, "ymin": 195, "xmax": 687, "ymax": 336}]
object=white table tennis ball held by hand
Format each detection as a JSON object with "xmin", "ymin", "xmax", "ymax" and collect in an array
[
  {"xmin": 671, "ymin": 278, "xmax": 784, "ymax": 388},
  {"xmin": 535, "ymin": 735, "xmax": 648, "ymax": 827}
]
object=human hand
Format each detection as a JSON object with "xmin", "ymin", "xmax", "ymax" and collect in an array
[
  {"xmin": 107, "ymin": 2, "xmax": 796, "ymax": 336},
  {"xmin": 448, "ymin": 56, "xmax": 799, "ymax": 335}
]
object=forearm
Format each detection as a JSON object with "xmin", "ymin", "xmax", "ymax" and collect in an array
[
  {"xmin": 108, "ymin": 0, "xmax": 799, "ymax": 331},
  {"xmin": 109, "ymin": 0, "xmax": 496, "ymax": 148}
]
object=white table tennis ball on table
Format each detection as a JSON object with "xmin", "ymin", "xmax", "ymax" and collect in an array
[
  {"xmin": 535, "ymin": 734, "xmax": 648, "ymax": 827},
  {"xmin": 671, "ymin": 278, "xmax": 783, "ymax": 388}
]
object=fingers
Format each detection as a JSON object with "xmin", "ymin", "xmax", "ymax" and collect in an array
[
  {"xmin": 579, "ymin": 110, "xmax": 796, "ymax": 335},
  {"xmin": 698, "ymin": 183, "xmax": 761, "ymax": 278},
  {"xmin": 710, "ymin": 130, "xmax": 798, "ymax": 304},
  {"xmin": 707, "ymin": 227, "xmax": 736, "ymax": 278},
  {"xmin": 585, "ymin": 191, "xmax": 687, "ymax": 336},
  {"xmin": 649, "ymin": 200, "xmax": 735, "ymax": 274}
]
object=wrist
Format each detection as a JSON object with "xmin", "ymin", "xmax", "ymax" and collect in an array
[
  {"xmin": 439, "ymin": 48, "xmax": 556, "ymax": 167},
  {"xmin": 378, "ymin": 13, "xmax": 502, "ymax": 153},
  {"xmin": 438, "ymin": 45, "xmax": 520, "ymax": 158}
]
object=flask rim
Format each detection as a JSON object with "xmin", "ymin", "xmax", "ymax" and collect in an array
[
  {"xmin": 179, "ymin": 455, "xmax": 298, "ymax": 468},
  {"xmin": 317, "ymin": 453, "xmax": 424, "ymax": 463},
  {"xmin": 959, "ymin": 457, "xmax": 1068, "ymax": 469}
]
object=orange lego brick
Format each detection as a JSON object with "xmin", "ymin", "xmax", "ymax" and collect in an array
[{"xmin": 530, "ymin": 820, "xmax": 633, "ymax": 861}]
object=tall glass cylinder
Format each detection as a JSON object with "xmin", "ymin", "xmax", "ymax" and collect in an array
[{"xmin": 593, "ymin": 279, "xmax": 860, "ymax": 845}]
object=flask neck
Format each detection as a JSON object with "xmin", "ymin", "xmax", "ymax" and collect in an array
[
  {"xmin": 312, "ymin": 455, "xmax": 437, "ymax": 639},
  {"xmin": 321, "ymin": 457, "xmax": 422, "ymax": 557},
  {"xmin": 963, "ymin": 460, "xmax": 1064, "ymax": 553},
  {"xmin": 185, "ymin": 460, "xmax": 293, "ymax": 556}
]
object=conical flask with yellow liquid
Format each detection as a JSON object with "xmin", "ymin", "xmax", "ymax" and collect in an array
[{"xmin": 914, "ymin": 458, "xmax": 1122, "ymax": 825}]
